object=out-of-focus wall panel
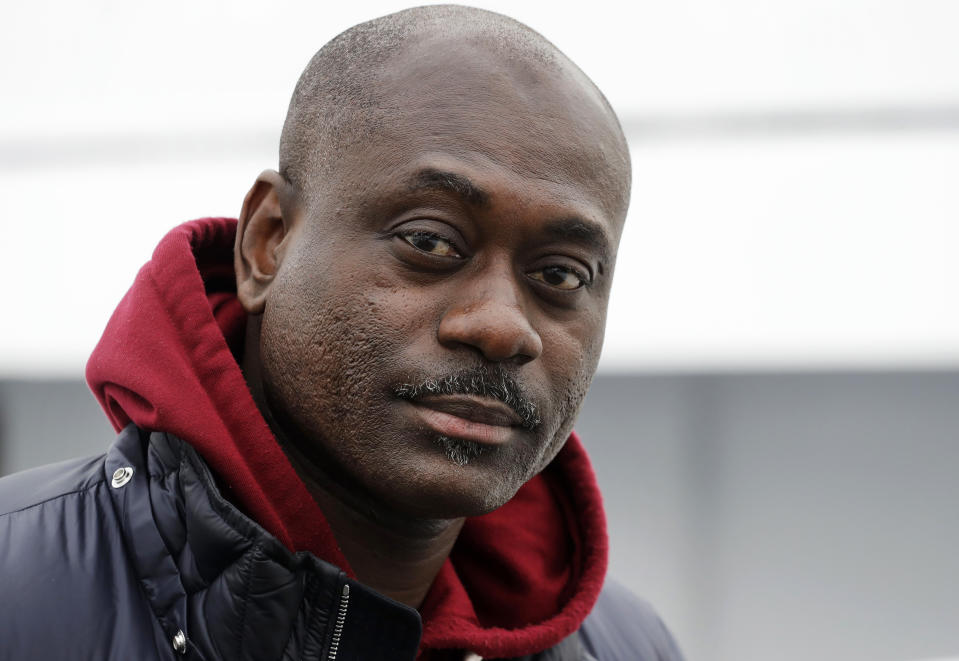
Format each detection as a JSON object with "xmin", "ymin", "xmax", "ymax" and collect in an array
[
  {"xmin": 4, "ymin": 131, "xmax": 959, "ymax": 375},
  {"xmin": 700, "ymin": 373, "xmax": 959, "ymax": 661},
  {"xmin": 0, "ymin": 380, "xmax": 114, "ymax": 475}
]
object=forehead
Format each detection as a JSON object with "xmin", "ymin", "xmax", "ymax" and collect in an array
[{"xmin": 322, "ymin": 36, "xmax": 630, "ymax": 226}]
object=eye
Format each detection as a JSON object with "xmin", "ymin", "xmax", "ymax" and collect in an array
[
  {"xmin": 528, "ymin": 265, "xmax": 588, "ymax": 291},
  {"xmin": 399, "ymin": 230, "xmax": 462, "ymax": 258}
]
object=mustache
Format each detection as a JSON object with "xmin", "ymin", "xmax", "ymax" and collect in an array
[{"xmin": 392, "ymin": 365, "xmax": 542, "ymax": 431}]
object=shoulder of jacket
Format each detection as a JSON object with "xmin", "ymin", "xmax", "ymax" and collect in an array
[
  {"xmin": 578, "ymin": 580, "xmax": 686, "ymax": 661},
  {"xmin": 0, "ymin": 452, "xmax": 107, "ymax": 518}
]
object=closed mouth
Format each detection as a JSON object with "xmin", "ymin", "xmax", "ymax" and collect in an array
[
  {"xmin": 415, "ymin": 394, "xmax": 522, "ymax": 427},
  {"xmin": 406, "ymin": 394, "xmax": 523, "ymax": 445}
]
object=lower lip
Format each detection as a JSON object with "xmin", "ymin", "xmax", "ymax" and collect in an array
[{"xmin": 410, "ymin": 404, "xmax": 515, "ymax": 445}]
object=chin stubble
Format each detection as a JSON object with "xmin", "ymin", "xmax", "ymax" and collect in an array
[{"xmin": 434, "ymin": 435, "xmax": 487, "ymax": 466}]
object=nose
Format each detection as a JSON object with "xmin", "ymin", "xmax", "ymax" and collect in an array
[{"xmin": 437, "ymin": 272, "xmax": 543, "ymax": 365}]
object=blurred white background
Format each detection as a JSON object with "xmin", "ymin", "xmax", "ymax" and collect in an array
[
  {"xmin": 1, "ymin": 2, "xmax": 958, "ymax": 660},
  {"xmin": 2, "ymin": 0, "xmax": 957, "ymax": 375}
]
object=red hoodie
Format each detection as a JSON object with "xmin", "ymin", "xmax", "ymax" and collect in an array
[{"xmin": 86, "ymin": 217, "xmax": 608, "ymax": 658}]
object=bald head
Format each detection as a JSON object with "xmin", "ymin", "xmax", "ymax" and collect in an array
[{"xmin": 279, "ymin": 5, "xmax": 630, "ymax": 218}]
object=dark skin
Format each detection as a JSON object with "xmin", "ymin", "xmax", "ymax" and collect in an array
[{"xmin": 236, "ymin": 35, "xmax": 630, "ymax": 609}]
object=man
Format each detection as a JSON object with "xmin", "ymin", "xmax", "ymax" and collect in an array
[{"xmin": 0, "ymin": 6, "xmax": 683, "ymax": 660}]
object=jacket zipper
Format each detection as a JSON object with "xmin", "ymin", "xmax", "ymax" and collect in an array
[{"xmin": 327, "ymin": 583, "xmax": 350, "ymax": 660}]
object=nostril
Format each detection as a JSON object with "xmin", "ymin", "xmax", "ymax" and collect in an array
[{"xmin": 512, "ymin": 351, "xmax": 536, "ymax": 367}]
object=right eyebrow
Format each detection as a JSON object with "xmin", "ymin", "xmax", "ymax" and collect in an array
[
  {"xmin": 542, "ymin": 216, "xmax": 613, "ymax": 269},
  {"xmin": 405, "ymin": 168, "xmax": 490, "ymax": 207}
]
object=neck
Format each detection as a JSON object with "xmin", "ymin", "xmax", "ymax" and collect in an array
[{"xmin": 299, "ymin": 464, "xmax": 464, "ymax": 610}]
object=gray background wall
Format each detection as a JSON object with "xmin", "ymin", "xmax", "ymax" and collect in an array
[{"xmin": 3, "ymin": 372, "xmax": 957, "ymax": 661}]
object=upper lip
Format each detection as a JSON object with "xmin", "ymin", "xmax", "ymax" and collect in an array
[{"xmin": 412, "ymin": 394, "xmax": 522, "ymax": 427}]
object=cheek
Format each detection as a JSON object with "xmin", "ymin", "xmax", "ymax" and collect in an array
[
  {"xmin": 259, "ymin": 263, "xmax": 394, "ymax": 421},
  {"xmin": 530, "ymin": 314, "xmax": 604, "ymax": 468},
  {"xmin": 540, "ymin": 308, "xmax": 604, "ymax": 401},
  {"xmin": 259, "ymin": 247, "xmax": 438, "ymax": 424}
]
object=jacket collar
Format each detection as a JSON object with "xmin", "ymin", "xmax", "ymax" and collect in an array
[{"xmin": 104, "ymin": 424, "xmax": 421, "ymax": 660}]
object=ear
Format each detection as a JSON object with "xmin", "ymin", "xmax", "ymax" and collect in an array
[{"xmin": 235, "ymin": 170, "xmax": 294, "ymax": 315}]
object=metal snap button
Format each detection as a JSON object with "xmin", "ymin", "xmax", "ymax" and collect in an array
[
  {"xmin": 111, "ymin": 466, "xmax": 134, "ymax": 488},
  {"xmin": 172, "ymin": 629, "xmax": 187, "ymax": 654}
]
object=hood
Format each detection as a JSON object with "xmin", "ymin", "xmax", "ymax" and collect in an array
[{"xmin": 87, "ymin": 218, "xmax": 608, "ymax": 658}]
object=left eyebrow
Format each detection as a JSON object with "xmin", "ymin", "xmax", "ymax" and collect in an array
[
  {"xmin": 406, "ymin": 168, "xmax": 489, "ymax": 207},
  {"xmin": 542, "ymin": 217, "xmax": 613, "ymax": 267}
]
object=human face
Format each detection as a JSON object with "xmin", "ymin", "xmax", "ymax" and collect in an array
[{"xmin": 249, "ymin": 39, "xmax": 630, "ymax": 519}]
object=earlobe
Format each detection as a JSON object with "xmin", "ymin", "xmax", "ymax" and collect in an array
[{"xmin": 235, "ymin": 170, "xmax": 293, "ymax": 315}]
